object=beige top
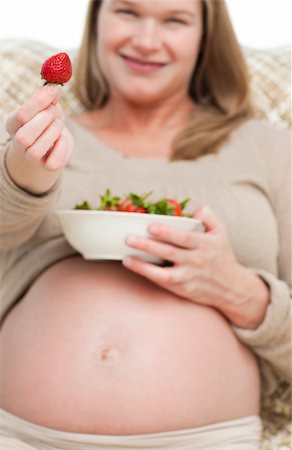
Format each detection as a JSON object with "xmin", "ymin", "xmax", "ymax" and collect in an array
[{"xmin": 0, "ymin": 117, "xmax": 291, "ymax": 395}]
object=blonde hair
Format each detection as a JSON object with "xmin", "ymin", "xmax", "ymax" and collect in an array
[{"xmin": 74, "ymin": 0, "xmax": 254, "ymax": 160}]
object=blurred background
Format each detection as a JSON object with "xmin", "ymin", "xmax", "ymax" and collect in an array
[{"xmin": 0, "ymin": 0, "xmax": 291, "ymax": 50}]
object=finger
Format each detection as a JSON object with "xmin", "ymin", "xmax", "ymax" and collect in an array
[
  {"xmin": 192, "ymin": 205, "xmax": 225, "ymax": 233},
  {"xmin": 125, "ymin": 235, "xmax": 189, "ymax": 264},
  {"xmin": 42, "ymin": 130, "xmax": 72, "ymax": 171},
  {"xmin": 5, "ymin": 85, "xmax": 59, "ymax": 136},
  {"xmin": 26, "ymin": 118, "xmax": 64, "ymax": 162},
  {"xmin": 54, "ymin": 102, "xmax": 64, "ymax": 121},
  {"xmin": 147, "ymin": 222, "xmax": 204, "ymax": 250},
  {"xmin": 51, "ymin": 89, "xmax": 61, "ymax": 106},
  {"xmin": 122, "ymin": 256, "xmax": 185, "ymax": 285},
  {"xmin": 13, "ymin": 104, "xmax": 59, "ymax": 149}
]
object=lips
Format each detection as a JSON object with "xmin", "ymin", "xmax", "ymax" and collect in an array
[
  {"xmin": 122, "ymin": 55, "xmax": 165, "ymax": 66},
  {"xmin": 120, "ymin": 54, "xmax": 167, "ymax": 73}
]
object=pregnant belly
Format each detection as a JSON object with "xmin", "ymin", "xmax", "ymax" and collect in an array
[{"xmin": 0, "ymin": 256, "xmax": 260, "ymax": 435}]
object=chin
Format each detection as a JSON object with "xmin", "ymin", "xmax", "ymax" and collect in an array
[{"xmin": 118, "ymin": 87, "xmax": 169, "ymax": 106}]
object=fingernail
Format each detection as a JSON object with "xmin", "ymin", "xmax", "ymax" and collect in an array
[
  {"xmin": 149, "ymin": 224, "xmax": 160, "ymax": 234},
  {"xmin": 123, "ymin": 257, "xmax": 133, "ymax": 267}
]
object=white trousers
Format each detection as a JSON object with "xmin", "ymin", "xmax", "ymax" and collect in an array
[{"xmin": 0, "ymin": 407, "xmax": 262, "ymax": 450}]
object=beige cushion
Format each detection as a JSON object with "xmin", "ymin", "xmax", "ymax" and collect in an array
[
  {"xmin": 0, "ymin": 39, "xmax": 84, "ymax": 124},
  {"xmin": 0, "ymin": 39, "xmax": 291, "ymax": 449},
  {"xmin": 244, "ymin": 46, "xmax": 291, "ymax": 127}
]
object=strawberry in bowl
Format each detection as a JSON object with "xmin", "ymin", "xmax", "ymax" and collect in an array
[{"xmin": 75, "ymin": 189, "xmax": 191, "ymax": 217}]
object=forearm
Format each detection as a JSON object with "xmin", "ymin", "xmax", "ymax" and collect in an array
[{"xmin": 0, "ymin": 141, "xmax": 61, "ymax": 250}]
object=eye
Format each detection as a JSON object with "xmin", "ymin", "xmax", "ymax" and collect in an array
[
  {"xmin": 116, "ymin": 8, "xmax": 139, "ymax": 18},
  {"xmin": 166, "ymin": 17, "xmax": 187, "ymax": 25}
]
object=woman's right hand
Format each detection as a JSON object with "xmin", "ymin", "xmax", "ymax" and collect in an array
[{"xmin": 5, "ymin": 85, "xmax": 74, "ymax": 194}]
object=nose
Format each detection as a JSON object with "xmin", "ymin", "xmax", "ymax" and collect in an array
[{"xmin": 132, "ymin": 19, "xmax": 161, "ymax": 54}]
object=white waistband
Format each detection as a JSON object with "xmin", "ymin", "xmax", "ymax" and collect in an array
[{"xmin": 0, "ymin": 407, "xmax": 262, "ymax": 450}]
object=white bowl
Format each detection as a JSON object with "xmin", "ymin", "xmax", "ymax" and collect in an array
[{"xmin": 55, "ymin": 210, "xmax": 204, "ymax": 264}]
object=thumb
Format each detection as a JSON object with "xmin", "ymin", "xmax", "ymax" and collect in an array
[{"xmin": 192, "ymin": 205, "xmax": 224, "ymax": 233}]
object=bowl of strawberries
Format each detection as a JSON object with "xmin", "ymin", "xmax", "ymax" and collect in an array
[{"xmin": 55, "ymin": 190, "xmax": 204, "ymax": 264}]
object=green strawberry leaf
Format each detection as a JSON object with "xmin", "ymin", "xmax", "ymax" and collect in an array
[
  {"xmin": 75, "ymin": 201, "xmax": 92, "ymax": 210},
  {"xmin": 180, "ymin": 198, "xmax": 190, "ymax": 211}
]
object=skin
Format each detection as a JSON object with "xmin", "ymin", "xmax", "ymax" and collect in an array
[
  {"xmin": 97, "ymin": 0, "xmax": 203, "ymax": 107},
  {"xmin": 0, "ymin": 257, "xmax": 260, "ymax": 432},
  {"xmin": 4, "ymin": 0, "xmax": 269, "ymax": 328},
  {"xmin": 0, "ymin": 0, "xmax": 265, "ymax": 433}
]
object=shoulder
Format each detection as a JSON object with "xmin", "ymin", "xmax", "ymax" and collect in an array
[
  {"xmin": 232, "ymin": 118, "xmax": 290, "ymax": 142},
  {"xmin": 230, "ymin": 118, "xmax": 290, "ymax": 164},
  {"xmin": 238, "ymin": 118, "xmax": 290, "ymax": 140}
]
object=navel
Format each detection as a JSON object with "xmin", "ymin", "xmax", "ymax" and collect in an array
[{"xmin": 98, "ymin": 346, "xmax": 119, "ymax": 363}]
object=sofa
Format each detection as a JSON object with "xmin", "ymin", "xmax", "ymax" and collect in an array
[{"xmin": 0, "ymin": 39, "xmax": 291, "ymax": 449}]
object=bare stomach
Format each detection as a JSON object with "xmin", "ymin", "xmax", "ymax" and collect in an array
[{"xmin": 0, "ymin": 256, "xmax": 260, "ymax": 435}]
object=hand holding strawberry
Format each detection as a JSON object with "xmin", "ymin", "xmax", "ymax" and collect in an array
[{"xmin": 4, "ymin": 52, "xmax": 74, "ymax": 195}]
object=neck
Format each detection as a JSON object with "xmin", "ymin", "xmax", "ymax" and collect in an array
[{"xmin": 98, "ymin": 93, "xmax": 195, "ymax": 135}]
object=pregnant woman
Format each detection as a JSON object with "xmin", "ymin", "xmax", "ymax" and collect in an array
[{"xmin": 0, "ymin": 1, "xmax": 290, "ymax": 449}]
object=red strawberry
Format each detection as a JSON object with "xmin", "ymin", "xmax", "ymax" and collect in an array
[
  {"xmin": 118, "ymin": 199, "xmax": 147, "ymax": 213},
  {"xmin": 41, "ymin": 52, "xmax": 72, "ymax": 86},
  {"xmin": 165, "ymin": 199, "xmax": 182, "ymax": 216}
]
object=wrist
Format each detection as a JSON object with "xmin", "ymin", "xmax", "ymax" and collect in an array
[
  {"xmin": 5, "ymin": 144, "xmax": 61, "ymax": 195},
  {"xmin": 219, "ymin": 265, "xmax": 270, "ymax": 329}
]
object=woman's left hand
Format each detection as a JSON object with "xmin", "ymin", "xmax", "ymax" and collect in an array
[{"xmin": 123, "ymin": 205, "xmax": 270, "ymax": 329}]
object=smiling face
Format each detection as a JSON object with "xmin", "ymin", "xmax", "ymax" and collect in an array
[{"xmin": 97, "ymin": 0, "xmax": 203, "ymax": 105}]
